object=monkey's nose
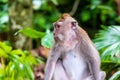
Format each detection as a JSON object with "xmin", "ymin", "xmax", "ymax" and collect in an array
[{"xmin": 54, "ymin": 31, "xmax": 59, "ymax": 38}]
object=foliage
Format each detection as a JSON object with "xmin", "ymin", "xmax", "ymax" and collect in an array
[
  {"xmin": 79, "ymin": 0, "xmax": 119, "ymax": 28},
  {"xmin": 94, "ymin": 25, "xmax": 120, "ymax": 80},
  {"xmin": 41, "ymin": 29, "xmax": 54, "ymax": 48},
  {"xmin": 19, "ymin": 28, "xmax": 54, "ymax": 48},
  {"xmin": 0, "ymin": 42, "xmax": 43, "ymax": 80},
  {"xmin": 0, "ymin": 0, "xmax": 8, "ymax": 32},
  {"xmin": 109, "ymin": 71, "xmax": 120, "ymax": 80},
  {"xmin": 19, "ymin": 28, "xmax": 45, "ymax": 39},
  {"xmin": 0, "ymin": 0, "xmax": 120, "ymax": 79}
]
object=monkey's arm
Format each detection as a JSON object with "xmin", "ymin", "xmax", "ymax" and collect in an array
[
  {"xmin": 81, "ymin": 41, "xmax": 101, "ymax": 80},
  {"xmin": 44, "ymin": 48, "xmax": 60, "ymax": 80}
]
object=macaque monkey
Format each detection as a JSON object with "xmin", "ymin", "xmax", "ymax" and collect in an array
[{"xmin": 44, "ymin": 13, "xmax": 106, "ymax": 80}]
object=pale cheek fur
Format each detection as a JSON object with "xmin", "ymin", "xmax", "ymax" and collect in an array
[{"xmin": 57, "ymin": 34, "xmax": 64, "ymax": 41}]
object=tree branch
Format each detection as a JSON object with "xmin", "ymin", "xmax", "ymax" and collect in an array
[
  {"xmin": 116, "ymin": 0, "xmax": 120, "ymax": 16},
  {"xmin": 69, "ymin": 0, "xmax": 80, "ymax": 16}
]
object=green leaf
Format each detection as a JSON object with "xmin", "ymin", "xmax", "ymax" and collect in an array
[
  {"xmin": 0, "ymin": 69, "xmax": 4, "ymax": 79},
  {"xmin": 0, "ymin": 0, "xmax": 8, "ymax": 3},
  {"xmin": 115, "ymin": 16, "xmax": 120, "ymax": 23},
  {"xmin": 51, "ymin": 0, "xmax": 58, "ymax": 5},
  {"xmin": 41, "ymin": 29, "xmax": 54, "ymax": 48},
  {"xmin": 24, "ymin": 63, "xmax": 34, "ymax": 80},
  {"xmin": 0, "ymin": 48, "xmax": 8, "ymax": 57},
  {"xmin": 8, "ymin": 53, "xmax": 21, "ymax": 64},
  {"xmin": 0, "ymin": 42, "xmax": 42, "ymax": 79},
  {"xmin": 10, "ymin": 49, "xmax": 24, "ymax": 56},
  {"xmin": 0, "ymin": 42, "xmax": 12, "ymax": 53},
  {"xmin": 25, "ymin": 55, "xmax": 38, "ymax": 65},
  {"xmin": 91, "ymin": 0, "xmax": 101, "ymax": 5},
  {"xmin": 81, "ymin": 11, "xmax": 90, "ymax": 22},
  {"xmin": 19, "ymin": 28, "xmax": 45, "ymax": 38},
  {"xmin": 94, "ymin": 25, "xmax": 120, "ymax": 62},
  {"xmin": 100, "ymin": 14, "xmax": 106, "ymax": 23},
  {"xmin": 109, "ymin": 71, "xmax": 120, "ymax": 80},
  {"xmin": 97, "ymin": 5, "xmax": 113, "ymax": 11}
]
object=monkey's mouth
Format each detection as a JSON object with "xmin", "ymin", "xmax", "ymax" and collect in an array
[{"xmin": 54, "ymin": 34, "xmax": 64, "ymax": 41}]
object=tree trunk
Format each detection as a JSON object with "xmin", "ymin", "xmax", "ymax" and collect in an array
[{"xmin": 8, "ymin": 0, "xmax": 32, "ymax": 50}]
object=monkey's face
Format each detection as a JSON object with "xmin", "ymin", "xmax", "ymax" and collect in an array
[{"xmin": 53, "ymin": 18, "xmax": 78, "ymax": 43}]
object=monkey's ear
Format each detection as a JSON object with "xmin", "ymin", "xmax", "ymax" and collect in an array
[{"xmin": 71, "ymin": 21, "xmax": 77, "ymax": 30}]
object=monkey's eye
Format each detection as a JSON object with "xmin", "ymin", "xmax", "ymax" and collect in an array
[
  {"xmin": 71, "ymin": 21, "xmax": 77, "ymax": 30},
  {"xmin": 56, "ymin": 25, "xmax": 61, "ymax": 29},
  {"xmin": 53, "ymin": 22, "xmax": 62, "ymax": 29}
]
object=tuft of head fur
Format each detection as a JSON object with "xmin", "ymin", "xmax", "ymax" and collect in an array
[
  {"xmin": 57, "ymin": 13, "xmax": 76, "ymax": 22},
  {"xmin": 61, "ymin": 13, "xmax": 71, "ymax": 19}
]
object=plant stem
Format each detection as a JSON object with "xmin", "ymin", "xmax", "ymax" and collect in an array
[{"xmin": 1, "ymin": 58, "xmax": 5, "ymax": 68}]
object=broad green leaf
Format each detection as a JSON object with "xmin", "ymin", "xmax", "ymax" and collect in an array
[
  {"xmin": 8, "ymin": 62, "xmax": 15, "ymax": 72},
  {"xmin": 5, "ymin": 61, "xmax": 15, "ymax": 77},
  {"xmin": 8, "ymin": 53, "xmax": 21, "ymax": 64},
  {"xmin": 0, "ymin": 0, "xmax": 8, "ymax": 3},
  {"xmin": 10, "ymin": 49, "xmax": 24, "ymax": 56},
  {"xmin": 0, "ymin": 48, "xmax": 8, "ymax": 57},
  {"xmin": 24, "ymin": 63, "xmax": 34, "ymax": 80},
  {"xmin": 25, "ymin": 55, "xmax": 38, "ymax": 65},
  {"xmin": 41, "ymin": 29, "xmax": 54, "ymax": 48},
  {"xmin": 19, "ymin": 28, "xmax": 45, "ymax": 38},
  {"xmin": 36, "ymin": 57, "xmax": 44, "ymax": 64},
  {"xmin": 109, "ymin": 71, "xmax": 120, "ymax": 80},
  {"xmin": 0, "ymin": 42, "xmax": 12, "ymax": 53}
]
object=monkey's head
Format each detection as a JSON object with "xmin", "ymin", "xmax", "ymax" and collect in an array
[{"xmin": 53, "ymin": 13, "xmax": 78, "ymax": 43}]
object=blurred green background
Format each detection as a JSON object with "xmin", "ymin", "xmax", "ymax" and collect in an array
[{"xmin": 0, "ymin": 0, "xmax": 120, "ymax": 80}]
